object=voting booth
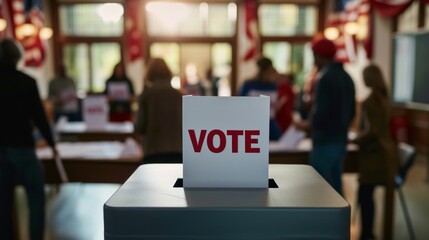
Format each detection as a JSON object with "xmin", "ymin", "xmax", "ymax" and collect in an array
[{"xmin": 104, "ymin": 96, "xmax": 350, "ymax": 239}]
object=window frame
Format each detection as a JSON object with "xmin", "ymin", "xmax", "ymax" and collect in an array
[
  {"xmin": 142, "ymin": 0, "xmax": 239, "ymax": 94},
  {"xmin": 258, "ymin": 1, "xmax": 322, "ymax": 88},
  {"xmin": 52, "ymin": 0, "xmax": 125, "ymax": 93}
]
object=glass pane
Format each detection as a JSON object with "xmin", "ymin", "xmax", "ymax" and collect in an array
[
  {"xmin": 63, "ymin": 44, "xmax": 89, "ymax": 94},
  {"xmin": 150, "ymin": 43, "xmax": 180, "ymax": 89},
  {"xmin": 150, "ymin": 43, "xmax": 180, "ymax": 75},
  {"xmin": 212, "ymin": 43, "xmax": 232, "ymax": 96},
  {"xmin": 146, "ymin": 2, "xmax": 236, "ymax": 36},
  {"xmin": 91, "ymin": 43, "xmax": 121, "ymax": 92},
  {"xmin": 292, "ymin": 43, "xmax": 314, "ymax": 89},
  {"xmin": 263, "ymin": 42, "xmax": 292, "ymax": 74},
  {"xmin": 60, "ymin": 3, "xmax": 124, "ymax": 36},
  {"xmin": 259, "ymin": 4, "xmax": 317, "ymax": 36}
]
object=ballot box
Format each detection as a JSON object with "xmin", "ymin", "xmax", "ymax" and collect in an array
[{"xmin": 104, "ymin": 164, "xmax": 350, "ymax": 240}]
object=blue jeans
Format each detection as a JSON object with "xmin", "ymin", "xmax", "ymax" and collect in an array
[
  {"xmin": 0, "ymin": 147, "xmax": 45, "ymax": 240},
  {"xmin": 310, "ymin": 143, "xmax": 347, "ymax": 195}
]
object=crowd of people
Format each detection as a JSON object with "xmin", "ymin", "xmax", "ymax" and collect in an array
[{"xmin": 0, "ymin": 36, "xmax": 399, "ymax": 240}]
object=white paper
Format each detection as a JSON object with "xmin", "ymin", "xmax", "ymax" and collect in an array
[
  {"xmin": 83, "ymin": 96, "xmax": 108, "ymax": 130},
  {"xmin": 60, "ymin": 87, "xmax": 79, "ymax": 112},
  {"xmin": 108, "ymin": 82, "xmax": 130, "ymax": 100},
  {"xmin": 120, "ymin": 137, "xmax": 141, "ymax": 158},
  {"xmin": 183, "ymin": 96, "xmax": 269, "ymax": 188},
  {"xmin": 269, "ymin": 126, "xmax": 306, "ymax": 152}
]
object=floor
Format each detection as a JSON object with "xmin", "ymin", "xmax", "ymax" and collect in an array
[{"xmin": 15, "ymin": 156, "xmax": 429, "ymax": 240}]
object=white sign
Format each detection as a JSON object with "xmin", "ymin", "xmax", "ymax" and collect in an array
[
  {"xmin": 108, "ymin": 82, "xmax": 130, "ymax": 100},
  {"xmin": 60, "ymin": 87, "xmax": 79, "ymax": 112},
  {"xmin": 183, "ymin": 96, "xmax": 270, "ymax": 188},
  {"xmin": 83, "ymin": 95, "xmax": 108, "ymax": 130}
]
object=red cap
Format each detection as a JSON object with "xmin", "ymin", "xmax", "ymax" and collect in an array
[{"xmin": 311, "ymin": 38, "xmax": 337, "ymax": 58}]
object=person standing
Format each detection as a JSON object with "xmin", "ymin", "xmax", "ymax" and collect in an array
[
  {"xmin": 275, "ymin": 73, "xmax": 295, "ymax": 133},
  {"xmin": 239, "ymin": 57, "xmax": 282, "ymax": 141},
  {"xmin": 104, "ymin": 62, "xmax": 135, "ymax": 122},
  {"xmin": 48, "ymin": 64, "xmax": 80, "ymax": 122},
  {"xmin": 296, "ymin": 38, "xmax": 355, "ymax": 195},
  {"xmin": 353, "ymin": 64, "xmax": 398, "ymax": 240},
  {"xmin": 0, "ymin": 39, "xmax": 58, "ymax": 240},
  {"xmin": 135, "ymin": 58, "xmax": 182, "ymax": 162}
]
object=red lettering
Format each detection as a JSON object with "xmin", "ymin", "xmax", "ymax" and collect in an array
[
  {"xmin": 245, "ymin": 130, "xmax": 260, "ymax": 153},
  {"xmin": 188, "ymin": 129, "xmax": 260, "ymax": 154},
  {"xmin": 87, "ymin": 107, "xmax": 103, "ymax": 113},
  {"xmin": 207, "ymin": 129, "xmax": 226, "ymax": 153},
  {"xmin": 226, "ymin": 130, "xmax": 243, "ymax": 153},
  {"xmin": 188, "ymin": 129, "xmax": 207, "ymax": 152}
]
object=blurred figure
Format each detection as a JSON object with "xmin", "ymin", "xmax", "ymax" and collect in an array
[
  {"xmin": 182, "ymin": 63, "xmax": 206, "ymax": 96},
  {"xmin": 353, "ymin": 64, "xmax": 398, "ymax": 240},
  {"xmin": 135, "ymin": 58, "xmax": 182, "ymax": 163},
  {"xmin": 48, "ymin": 64, "xmax": 81, "ymax": 122},
  {"xmin": 295, "ymin": 38, "xmax": 355, "ymax": 195},
  {"xmin": 298, "ymin": 65, "xmax": 318, "ymax": 120},
  {"xmin": 104, "ymin": 62, "xmax": 135, "ymax": 122},
  {"xmin": 239, "ymin": 57, "xmax": 281, "ymax": 141},
  {"xmin": 275, "ymin": 73, "xmax": 295, "ymax": 133},
  {"xmin": 0, "ymin": 39, "xmax": 58, "ymax": 240},
  {"xmin": 207, "ymin": 68, "xmax": 220, "ymax": 96}
]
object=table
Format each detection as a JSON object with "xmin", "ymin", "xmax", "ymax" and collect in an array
[
  {"xmin": 104, "ymin": 164, "xmax": 350, "ymax": 240},
  {"xmin": 56, "ymin": 121, "xmax": 137, "ymax": 142},
  {"xmin": 37, "ymin": 141, "xmax": 141, "ymax": 183},
  {"xmin": 269, "ymin": 139, "xmax": 359, "ymax": 172}
]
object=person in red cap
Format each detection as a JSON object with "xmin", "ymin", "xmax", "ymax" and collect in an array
[{"xmin": 296, "ymin": 38, "xmax": 355, "ymax": 196}]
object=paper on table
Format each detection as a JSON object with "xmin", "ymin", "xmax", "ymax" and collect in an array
[
  {"xmin": 269, "ymin": 125, "xmax": 306, "ymax": 152},
  {"xmin": 120, "ymin": 137, "xmax": 141, "ymax": 158}
]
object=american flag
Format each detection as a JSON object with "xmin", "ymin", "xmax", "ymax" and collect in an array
[{"xmin": 0, "ymin": 0, "xmax": 46, "ymax": 67}]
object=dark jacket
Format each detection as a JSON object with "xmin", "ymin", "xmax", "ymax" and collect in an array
[
  {"xmin": 354, "ymin": 92, "xmax": 398, "ymax": 184},
  {"xmin": 0, "ymin": 66, "xmax": 55, "ymax": 148},
  {"xmin": 310, "ymin": 63, "xmax": 355, "ymax": 145}
]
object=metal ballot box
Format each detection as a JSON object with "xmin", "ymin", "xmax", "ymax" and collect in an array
[{"xmin": 104, "ymin": 164, "xmax": 350, "ymax": 240}]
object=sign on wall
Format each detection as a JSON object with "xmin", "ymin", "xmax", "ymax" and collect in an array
[
  {"xmin": 83, "ymin": 95, "xmax": 108, "ymax": 130},
  {"xmin": 183, "ymin": 96, "xmax": 269, "ymax": 188}
]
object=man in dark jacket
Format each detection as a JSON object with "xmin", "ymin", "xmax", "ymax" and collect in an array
[
  {"xmin": 297, "ymin": 38, "xmax": 355, "ymax": 195},
  {"xmin": 0, "ymin": 39, "xmax": 58, "ymax": 240}
]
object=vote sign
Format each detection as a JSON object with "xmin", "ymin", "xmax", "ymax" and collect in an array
[
  {"xmin": 183, "ymin": 96, "xmax": 269, "ymax": 188},
  {"xmin": 83, "ymin": 95, "xmax": 108, "ymax": 130}
]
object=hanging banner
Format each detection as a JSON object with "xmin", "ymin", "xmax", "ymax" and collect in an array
[{"xmin": 183, "ymin": 96, "xmax": 269, "ymax": 188}]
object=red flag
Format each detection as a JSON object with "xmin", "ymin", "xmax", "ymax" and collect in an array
[
  {"xmin": 125, "ymin": 0, "xmax": 142, "ymax": 62},
  {"xmin": 243, "ymin": 0, "xmax": 259, "ymax": 61}
]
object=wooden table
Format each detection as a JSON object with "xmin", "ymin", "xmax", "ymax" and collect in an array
[
  {"xmin": 56, "ymin": 121, "xmax": 137, "ymax": 142},
  {"xmin": 37, "ymin": 140, "xmax": 394, "ymax": 240},
  {"xmin": 37, "ymin": 142, "xmax": 141, "ymax": 183}
]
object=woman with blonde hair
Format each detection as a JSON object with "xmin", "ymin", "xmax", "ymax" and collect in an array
[
  {"xmin": 354, "ymin": 64, "xmax": 398, "ymax": 240},
  {"xmin": 135, "ymin": 58, "xmax": 182, "ymax": 163}
]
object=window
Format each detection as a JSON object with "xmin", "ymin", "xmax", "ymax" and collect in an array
[
  {"xmin": 149, "ymin": 42, "xmax": 232, "ymax": 96},
  {"xmin": 145, "ymin": 1, "xmax": 237, "ymax": 95},
  {"xmin": 259, "ymin": 4, "xmax": 317, "ymax": 36},
  {"xmin": 262, "ymin": 42, "xmax": 313, "ymax": 88},
  {"xmin": 56, "ymin": 2, "xmax": 124, "ymax": 94},
  {"xmin": 59, "ymin": 4, "xmax": 124, "ymax": 36},
  {"xmin": 398, "ymin": 1, "xmax": 419, "ymax": 32},
  {"xmin": 259, "ymin": 3, "xmax": 318, "ymax": 89},
  {"xmin": 146, "ymin": 2, "xmax": 237, "ymax": 36}
]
